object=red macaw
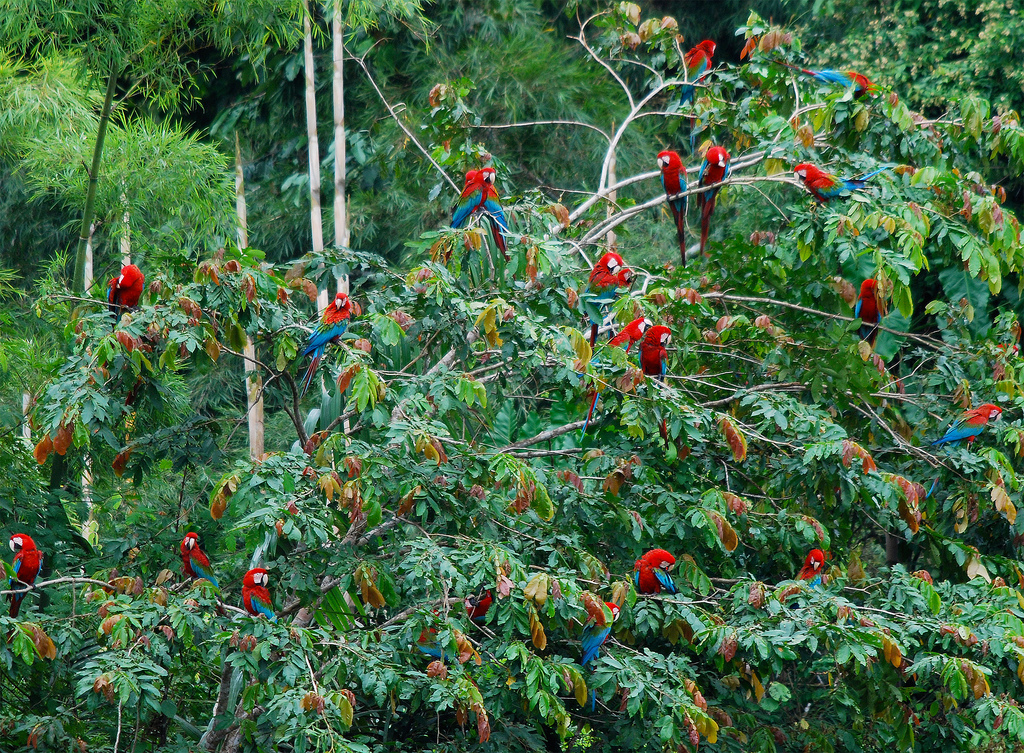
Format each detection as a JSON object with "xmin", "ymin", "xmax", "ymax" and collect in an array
[
  {"xmin": 465, "ymin": 590, "xmax": 493, "ymax": 624},
  {"xmin": 180, "ymin": 532, "xmax": 219, "ymax": 588},
  {"xmin": 583, "ymin": 252, "xmax": 634, "ymax": 347},
  {"xmin": 931, "ymin": 403, "xmax": 1002, "ymax": 447},
  {"xmin": 608, "ymin": 317, "xmax": 653, "ymax": 352},
  {"xmin": 107, "ymin": 264, "xmax": 145, "ymax": 322},
  {"xmin": 242, "ymin": 568, "xmax": 277, "ymax": 621},
  {"xmin": 657, "ymin": 150, "xmax": 688, "ymax": 265},
  {"xmin": 640, "ymin": 325, "xmax": 672, "ymax": 381},
  {"xmin": 580, "ymin": 601, "xmax": 619, "ymax": 667},
  {"xmin": 777, "ymin": 62, "xmax": 875, "ymax": 99},
  {"xmin": 581, "ymin": 599, "xmax": 620, "ymax": 709},
  {"xmin": 797, "ymin": 548, "xmax": 826, "ymax": 588},
  {"xmin": 679, "ymin": 40, "xmax": 716, "ymax": 105},
  {"xmin": 794, "ymin": 163, "xmax": 890, "ymax": 203},
  {"xmin": 855, "ymin": 279, "xmax": 882, "ymax": 346},
  {"xmin": 640, "ymin": 325, "xmax": 672, "ymax": 443},
  {"xmin": 8, "ymin": 533, "xmax": 41, "ymax": 618},
  {"xmin": 452, "ymin": 167, "xmax": 510, "ymax": 260},
  {"xmin": 633, "ymin": 549, "xmax": 677, "ymax": 595},
  {"xmin": 299, "ymin": 292, "xmax": 354, "ymax": 397},
  {"xmin": 697, "ymin": 146, "xmax": 730, "ymax": 255}
]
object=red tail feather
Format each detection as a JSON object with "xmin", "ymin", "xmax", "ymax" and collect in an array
[
  {"xmin": 699, "ymin": 198, "xmax": 716, "ymax": 254},
  {"xmin": 673, "ymin": 208, "xmax": 687, "ymax": 266}
]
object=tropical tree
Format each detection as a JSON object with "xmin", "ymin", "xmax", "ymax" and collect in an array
[{"xmin": 4, "ymin": 4, "xmax": 1024, "ymax": 753}]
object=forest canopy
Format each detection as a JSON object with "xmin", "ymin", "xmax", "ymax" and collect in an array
[{"xmin": 3, "ymin": 1, "xmax": 1024, "ymax": 752}]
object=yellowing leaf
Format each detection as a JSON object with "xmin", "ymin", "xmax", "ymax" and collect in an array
[
  {"xmin": 474, "ymin": 305, "xmax": 502, "ymax": 348},
  {"xmin": 717, "ymin": 417, "xmax": 747, "ymax": 463},
  {"xmin": 523, "ymin": 573, "xmax": 549, "ymax": 607},
  {"xmin": 567, "ymin": 328, "xmax": 593, "ymax": 370},
  {"xmin": 528, "ymin": 607, "xmax": 547, "ymax": 651},
  {"xmin": 993, "ymin": 485, "xmax": 1017, "ymax": 524},
  {"xmin": 966, "ymin": 555, "xmax": 991, "ymax": 583}
]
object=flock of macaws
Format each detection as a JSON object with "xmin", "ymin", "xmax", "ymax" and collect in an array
[
  {"xmin": 4, "ymin": 532, "xmax": 277, "ymax": 621},
  {"xmin": 9, "ymin": 40, "xmax": 1009, "ymax": 698}
]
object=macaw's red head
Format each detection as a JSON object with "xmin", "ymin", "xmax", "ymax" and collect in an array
[
  {"xmin": 802, "ymin": 549, "xmax": 826, "ymax": 575},
  {"xmin": 977, "ymin": 403, "xmax": 1003, "ymax": 422},
  {"xmin": 118, "ymin": 264, "xmax": 144, "ymax": 290},
  {"xmin": 332, "ymin": 292, "xmax": 353, "ymax": 316},
  {"xmin": 462, "ymin": 169, "xmax": 480, "ymax": 188},
  {"xmin": 637, "ymin": 317, "xmax": 654, "ymax": 335},
  {"xmin": 642, "ymin": 325, "xmax": 672, "ymax": 351},
  {"xmin": 657, "ymin": 150, "xmax": 683, "ymax": 173},
  {"xmin": 859, "ymin": 279, "xmax": 877, "ymax": 299},
  {"xmin": 696, "ymin": 40, "xmax": 716, "ymax": 58},
  {"xmin": 10, "ymin": 534, "xmax": 36, "ymax": 554},
  {"xmin": 596, "ymin": 251, "xmax": 634, "ymax": 285},
  {"xmin": 606, "ymin": 602, "xmax": 621, "ymax": 622},
  {"xmin": 480, "ymin": 167, "xmax": 497, "ymax": 186},
  {"xmin": 181, "ymin": 531, "xmax": 200, "ymax": 555},
  {"xmin": 244, "ymin": 568, "xmax": 270, "ymax": 589},
  {"xmin": 705, "ymin": 146, "xmax": 729, "ymax": 169},
  {"xmin": 793, "ymin": 163, "xmax": 824, "ymax": 183},
  {"xmin": 642, "ymin": 548, "xmax": 676, "ymax": 571}
]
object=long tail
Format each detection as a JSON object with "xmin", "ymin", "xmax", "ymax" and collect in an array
[
  {"xmin": 300, "ymin": 352, "xmax": 323, "ymax": 398},
  {"xmin": 699, "ymin": 195, "xmax": 716, "ymax": 255},
  {"xmin": 926, "ymin": 475, "xmax": 940, "ymax": 499},
  {"xmin": 673, "ymin": 207, "xmax": 687, "ymax": 267},
  {"xmin": 581, "ymin": 390, "xmax": 600, "ymax": 440},
  {"xmin": 488, "ymin": 216, "xmax": 509, "ymax": 261},
  {"xmin": 858, "ymin": 165, "xmax": 893, "ymax": 181},
  {"xmin": 590, "ymin": 322, "xmax": 599, "ymax": 348},
  {"xmin": 775, "ymin": 60, "xmax": 813, "ymax": 76},
  {"xmin": 9, "ymin": 592, "xmax": 23, "ymax": 618}
]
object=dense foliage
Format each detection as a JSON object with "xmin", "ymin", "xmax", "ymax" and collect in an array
[{"xmin": 4, "ymin": 1, "xmax": 1024, "ymax": 752}]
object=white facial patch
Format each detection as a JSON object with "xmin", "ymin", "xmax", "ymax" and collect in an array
[{"xmin": 10, "ymin": 538, "xmax": 20, "ymax": 552}]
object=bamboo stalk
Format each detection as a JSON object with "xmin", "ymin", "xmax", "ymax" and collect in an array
[
  {"xmin": 73, "ymin": 73, "xmax": 117, "ymax": 295},
  {"xmin": 303, "ymin": 0, "xmax": 327, "ymax": 312},
  {"xmin": 332, "ymin": 4, "xmax": 349, "ymax": 296},
  {"xmin": 235, "ymin": 133, "xmax": 264, "ymax": 461}
]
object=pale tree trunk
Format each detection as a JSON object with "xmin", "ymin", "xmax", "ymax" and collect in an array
[
  {"xmin": 606, "ymin": 128, "xmax": 617, "ymax": 251},
  {"xmin": 21, "ymin": 392, "xmax": 31, "ymax": 442},
  {"xmin": 332, "ymin": 5, "xmax": 349, "ymax": 296},
  {"xmin": 120, "ymin": 190, "xmax": 132, "ymax": 266},
  {"xmin": 236, "ymin": 133, "xmax": 265, "ymax": 461},
  {"xmin": 303, "ymin": 0, "xmax": 328, "ymax": 313},
  {"xmin": 83, "ymin": 222, "xmax": 95, "ymax": 292}
]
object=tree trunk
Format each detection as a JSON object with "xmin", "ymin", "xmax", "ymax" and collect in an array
[
  {"xmin": 73, "ymin": 73, "xmax": 117, "ymax": 295},
  {"xmin": 303, "ymin": 0, "xmax": 328, "ymax": 312},
  {"xmin": 236, "ymin": 133, "xmax": 265, "ymax": 461},
  {"xmin": 332, "ymin": 6, "xmax": 349, "ymax": 296},
  {"xmin": 83, "ymin": 222, "xmax": 95, "ymax": 293}
]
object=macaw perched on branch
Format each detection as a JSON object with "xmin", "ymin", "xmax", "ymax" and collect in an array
[
  {"xmin": 180, "ymin": 532, "xmax": 219, "ymax": 588},
  {"xmin": 634, "ymin": 549, "xmax": 677, "ymax": 595},
  {"xmin": 640, "ymin": 325, "xmax": 672, "ymax": 443},
  {"xmin": 299, "ymin": 292, "xmax": 354, "ymax": 397},
  {"xmin": 855, "ymin": 279, "xmax": 883, "ymax": 347},
  {"xmin": 8, "ymin": 534, "xmax": 41, "ymax": 618},
  {"xmin": 657, "ymin": 151, "xmax": 688, "ymax": 265},
  {"xmin": 797, "ymin": 548, "xmax": 826, "ymax": 588},
  {"xmin": 697, "ymin": 146, "xmax": 730, "ymax": 255},
  {"xmin": 931, "ymin": 404, "xmax": 1002, "ymax": 447},
  {"xmin": 452, "ymin": 166, "xmax": 510, "ymax": 260},
  {"xmin": 640, "ymin": 325, "xmax": 672, "ymax": 381},
  {"xmin": 679, "ymin": 40, "xmax": 716, "ymax": 105},
  {"xmin": 581, "ymin": 599, "xmax": 620, "ymax": 710},
  {"xmin": 794, "ymin": 163, "xmax": 890, "ymax": 203},
  {"xmin": 581, "ymin": 601, "xmax": 619, "ymax": 667},
  {"xmin": 107, "ymin": 264, "xmax": 145, "ymax": 322},
  {"xmin": 242, "ymin": 568, "xmax": 277, "ymax": 621},
  {"xmin": 464, "ymin": 591, "xmax": 493, "ymax": 624},
  {"xmin": 582, "ymin": 251, "xmax": 634, "ymax": 348},
  {"xmin": 608, "ymin": 316, "xmax": 653, "ymax": 353},
  {"xmin": 777, "ymin": 62, "xmax": 875, "ymax": 99}
]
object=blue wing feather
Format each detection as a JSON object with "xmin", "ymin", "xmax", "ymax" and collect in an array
[
  {"xmin": 932, "ymin": 425, "xmax": 982, "ymax": 446},
  {"xmin": 811, "ymin": 69, "xmax": 853, "ymax": 88},
  {"xmin": 192, "ymin": 560, "xmax": 219, "ymax": 589},
  {"xmin": 251, "ymin": 594, "xmax": 277, "ymax": 622},
  {"xmin": 452, "ymin": 189, "xmax": 483, "ymax": 228},
  {"xmin": 854, "ymin": 298, "xmax": 863, "ymax": 319},
  {"xmin": 654, "ymin": 568, "xmax": 677, "ymax": 594},
  {"xmin": 302, "ymin": 322, "xmax": 348, "ymax": 359},
  {"xmin": 581, "ymin": 625, "xmax": 611, "ymax": 667}
]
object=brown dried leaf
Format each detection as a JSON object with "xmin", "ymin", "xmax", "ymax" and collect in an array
[
  {"xmin": 33, "ymin": 434, "xmax": 53, "ymax": 465},
  {"xmin": 717, "ymin": 417, "xmax": 748, "ymax": 462},
  {"xmin": 529, "ymin": 607, "xmax": 547, "ymax": 650}
]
